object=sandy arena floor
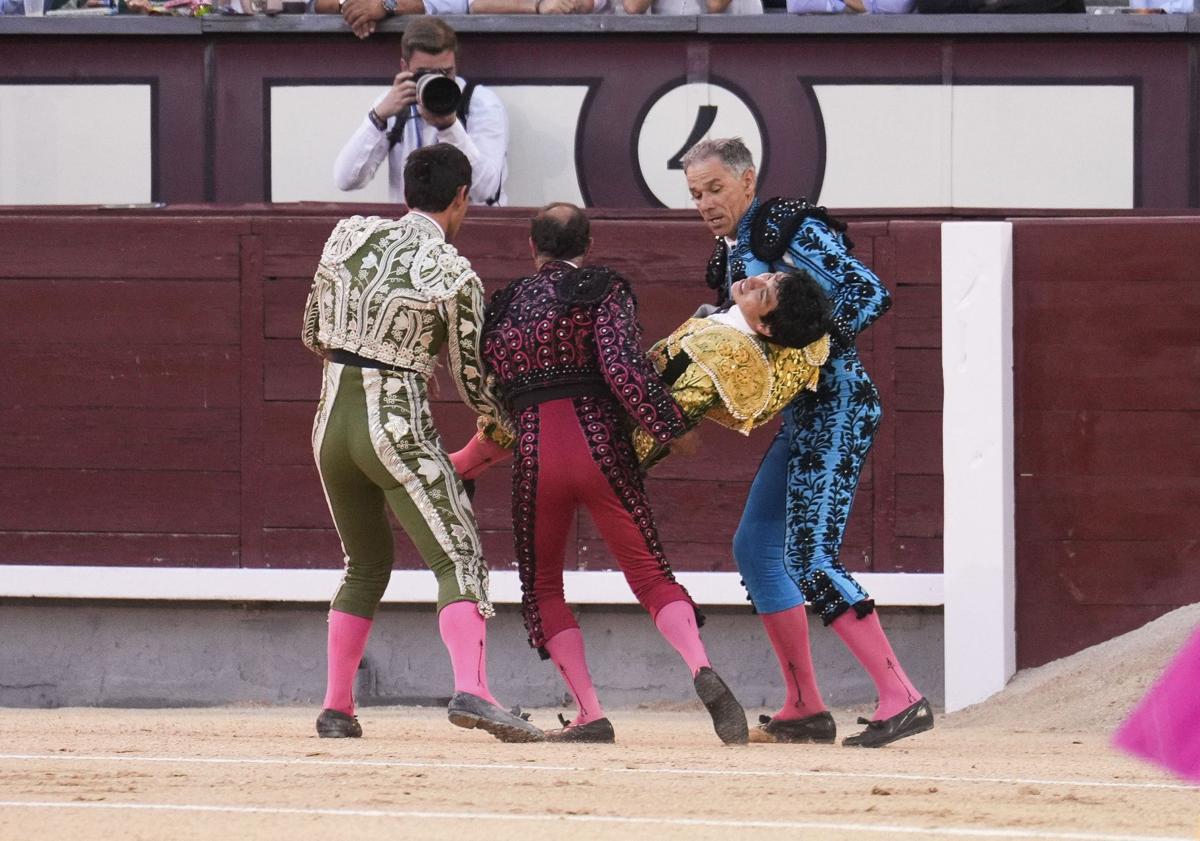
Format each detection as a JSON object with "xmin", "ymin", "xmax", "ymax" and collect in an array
[{"xmin": 0, "ymin": 703, "xmax": 1196, "ymax": 841}]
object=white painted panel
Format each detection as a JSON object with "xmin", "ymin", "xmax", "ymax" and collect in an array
[
  {"xmin": 489, "ymin": 85, "xmax": 587, "ymax": 208},
  {"xmin": 941, "ymin": 222, "xmax": 1015, "ymax": 713},
  {"xmin": 636, "ymin": 82, "xmax": 764, "ymax": 209},
  {"xmin": 811, "ymin": 84, "xmax": 951, "ymax": 208},
  {"xmin": 271, "ymin": 86, "xmax": 390, "ymax": 204},
  {"xmin": 952, "ymin": 85, "xmax": 1134, "ymax": 209},
  {"xmin": 271, "ymin": 84, "xmax": 588, "ymax": 207},
  {"xmin": 0, "ymin": 566, "xmax": 943, "ymax": 607},
  {"xmin": 0, "ymin": 85, "xmax": 151, "ymax": 205}
]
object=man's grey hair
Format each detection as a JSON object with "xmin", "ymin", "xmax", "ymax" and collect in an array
[{"xmin": 679, "ymin": 137, "xmax": 756, "ymax": 177}]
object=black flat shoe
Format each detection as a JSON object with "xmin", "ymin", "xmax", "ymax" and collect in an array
[
  {"xmin": 753, "ymin": 711, "xmax": 836, "ymax": 744},
  {"xmin": 316, "ymin": 708, "xmax": 362, "ymax": 738},
  {"xmin": 842, "ymin": 698, "xmax": 934, "ymax": 748},
  {"xmin": 447, "ymin": 692, "xmax": 545, "ymax": 743},
  {"xmin": 545, "ymin": 714, "xmax": 616, "ymax": 744},
  {"xmin": 693, "ymin": 667, "xmax": 749, "ymax": 745}
]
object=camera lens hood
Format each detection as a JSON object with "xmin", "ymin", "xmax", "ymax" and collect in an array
[{"xmin": 416, "ymin": 74, "xmax": 461, "ymax": 117}]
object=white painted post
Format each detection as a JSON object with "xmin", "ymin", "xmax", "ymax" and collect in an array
[{"xmin": 941, "ymin": 222, "xmax": 1016, "ymax": 713}]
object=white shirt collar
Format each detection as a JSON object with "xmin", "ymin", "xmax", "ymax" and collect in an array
[
  {"xmin": 408, "ymin": 210, "xmax": 445, "ymax": 239},
  {"xmin": 707, "ymin": 303, "xmax": 758, "ymax": 337}
]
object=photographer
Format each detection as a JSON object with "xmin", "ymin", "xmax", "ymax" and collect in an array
[{"xmin": 332, "ymin": 19, "xmax": 509, "ymax": 207}]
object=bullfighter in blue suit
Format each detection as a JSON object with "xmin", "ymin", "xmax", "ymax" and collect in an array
[{"xmin": 681, "ymin": 137, "xmax": 933, "ymax": 748}]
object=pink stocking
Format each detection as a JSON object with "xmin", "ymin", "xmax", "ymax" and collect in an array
[
  {"xmin": 653, "ymin": 599, "xmax": 711, "ymax": 677},
  {"xmin": 760, "ymin": 605, "xmax": 827, "ymax": 720},
  {"xmin": 322, "ymin": 609, "xmax": 373, "ymax": 716},
  {"xmin": 438, "ymin": 600, "xmax": 498, "ymax": 706},
  {"xmin": 831, "ymin": 609, "xmax": 921, "ymax": 720},
  {"xmin": 545, "ymin": 628, "xmax": 605, "ymax": 725}
]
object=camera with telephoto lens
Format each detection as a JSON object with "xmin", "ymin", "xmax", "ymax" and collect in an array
[{"xmin": 413, "ymin": 70, "xmax": 461, "ymax": 117}]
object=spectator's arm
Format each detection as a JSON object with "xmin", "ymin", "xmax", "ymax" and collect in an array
[
  {"xmin": 706, "ymin": 0, "xmax": 732, "ymax": 10},
  {"xmin": 469, "ymin": 0, "xmax": 594, "ymax": 11},
  {"xmin": 436, "ymin": 86, "xmax": 508, "ymax": 206},
  {"xmin": 469, "ymin": 0, "xmax": 537, "ymax": 12},
  {"xmin": 332, "ymin": 109, "xmax": 391, "ymax": 193},
  {"xmin": 622, "ymin": 0, "xmax": 651, "ymax": 11}
]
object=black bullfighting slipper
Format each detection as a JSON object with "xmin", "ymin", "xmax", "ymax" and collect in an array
[
  {"xmin": 842, "ymin": 697, "xmax": 934, "ymax": 748},
  {"xmin": 751, "ymin": 711, "xmax": 836, "ymax": 744},
  {"xmin": 316, "ymin": 708, "xmax": 362, "ymax": 738},
  {"xmin": 545, "ymin": 714, "xmax": 616, "ymax": 744},
  {"xmin": 447, "ymin": 692, "xmax": 545, "ymax": 743},
  {"xmin": 693, "ymin": 667, "xmax": 750, "ymax": 745}
]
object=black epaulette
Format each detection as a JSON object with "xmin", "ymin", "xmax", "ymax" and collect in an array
[
  {"xmin": 705, "ymin": 239, "xmax": 741, "ymax": 309},
  {"xmin": 555, "ymin": 265, "xmax": 623, "ymax": 306},
  {"xmin": 750, "ymin": 197, "xmax": 853, "ymax": 263},
  {"xmin": 482, "ymin": 279, "xmax": 519, "ymax": 337}
]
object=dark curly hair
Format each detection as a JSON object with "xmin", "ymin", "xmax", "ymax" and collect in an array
[
  {"xmin": 403, "ymin": 143, "xmax": 471, "ymax": 212},
  {"xmin": 758, "ymin": 270, "xmax": 833, "ymax": 349}
]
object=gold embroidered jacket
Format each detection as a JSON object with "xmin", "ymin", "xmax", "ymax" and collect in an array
[
  {"xmin": 634, "ymin": 317, "xmax": 830, "ymax": 466},
  {"xmin": 302, "ymin": 213, "xmax": 511, "ymax": 437}
]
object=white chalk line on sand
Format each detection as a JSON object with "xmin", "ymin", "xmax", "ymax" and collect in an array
[
  {"xmin": 0, "ymin": 752, "xmax": 1195, "ymax": 793},
  {"xmin": 0, "ymin": 799, "xmax": 1192, "ymax": 841}
]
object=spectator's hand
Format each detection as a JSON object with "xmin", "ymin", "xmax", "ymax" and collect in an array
[
  {"xmin": 418, "ymin": 105, "xmax": 458, "ymax": 132},
  {"xmin": 341, "ymin": 0, "xmax": 387, "ymax": 40},
  {"xmin": 671, "ymin": 428, "xmax": 702, "ymax": 457},
  {"xmin": 375, "ymin": 72, "xmax": 419, "ymax": 120}
]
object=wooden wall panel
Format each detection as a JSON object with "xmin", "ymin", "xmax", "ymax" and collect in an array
[
  {"xmin": 0, "ymin": 211, "xmax": 945, "ymax": 600},
  {"xmin": 1013, "ymin": 218, "xmax": 1200, "ymax": 667},
  {"xmin": 0, "ymin": 408, "xmax": 240, "ymax": 472}
]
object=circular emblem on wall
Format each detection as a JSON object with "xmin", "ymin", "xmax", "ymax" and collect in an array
[{"xmin": 635, "ymin": 81, "xmax": 766, "ymax": 209}]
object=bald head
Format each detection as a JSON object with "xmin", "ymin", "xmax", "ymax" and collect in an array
[{"xmin": 531, "ymin": 202, "xmax": 591, "ymax": 265}]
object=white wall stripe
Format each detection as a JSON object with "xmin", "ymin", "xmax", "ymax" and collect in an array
[
  {"xmin": 0, "ymin": 800, "xmax": 1187, "ymax": 840},
  {"xmin": 941, "ymin": 222, "xmax": 1016, "ymax": 713},
  {"xmin": 0, "ymin": 753, "xmax": 1189, "ymax": 793},
  {"xmin": 0, "ymin": 567, "xmax": 943, "ymax": 607}
]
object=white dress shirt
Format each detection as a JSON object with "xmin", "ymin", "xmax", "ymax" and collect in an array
[
  {"xmin": 333, "ymin": 76, "xmax": 509, "ymax": 207},
  {"xmin": 707, "ymin": 303, "xmax": 758, "ymax": 336}
]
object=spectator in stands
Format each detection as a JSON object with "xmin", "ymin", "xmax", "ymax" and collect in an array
[
  {"xmin": 314, "ymin": 0, "xmax": 453, "ymax": 37},
  {"xmin": 469, "ymin": 0, "xmax": 608, "ymax": 12},
  {"xmin": 621, "ymin": 0, "xmax": 760, "ymax": 13},
  {"xmin": 786, "ymin": 0, "xmax": 911, "ymax": 12},
  {"xmin": 913, "ymin": 0, "xmax": 1081, "ymax": 10},
  {"xmin": 332, "ymin": 19, "xmax": 509, "ymax": 206}
]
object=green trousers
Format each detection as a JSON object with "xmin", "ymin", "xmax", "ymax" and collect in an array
[{"xmin": 312, "ymin": 362, "xmax": 492, "ymax": 619}]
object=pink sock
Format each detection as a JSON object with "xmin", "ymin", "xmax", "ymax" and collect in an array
[
  {"xmin": 448, "ymin": 434, "xmax": 512, "ymax": 480},
  {"xmin": 760, "ymin": 605, "xmax": 827, "ymax": 720},
  {"xmin": 653, "ymin": 600, "xmax": 711, "ymax": 677},
  {"xmin": 831, "ymin": 609, "xmax": 921, "ymax": 720},
  {"xmin": 322, "ymin": 609, "xmax": 373, "ymax": 716},
  {"xmin": 1114, "ymin": 627, "xmax": 1200, "ymax": 783},
  {"xmin": 545, "ymin": 628, "xmax": 605, "ymax": 725},
  {"xmin": 438, "ymin": 601, "xmax": 499, "ymax": 706}
]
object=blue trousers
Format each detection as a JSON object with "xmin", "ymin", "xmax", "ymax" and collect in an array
[{"xmin": 733, "ymin": 357, "xmax": 880, "ymax": 623}]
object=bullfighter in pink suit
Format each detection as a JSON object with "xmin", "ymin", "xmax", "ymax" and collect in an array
[{"xmin": 451, "ymin": 203, "xmax": 749, "ymax": 745}]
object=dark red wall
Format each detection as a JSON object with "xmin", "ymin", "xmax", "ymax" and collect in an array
[
  {"xmin": 0, "ymin": 208, "xmax": 941, "ymax": 581},
  {"xmin": 1011, "ymin": 218, "xmax": 1200, "ymax": 668},
  {"xmin": 9, "ymin": 209, "xmax": 1194, "ymax": 668}
]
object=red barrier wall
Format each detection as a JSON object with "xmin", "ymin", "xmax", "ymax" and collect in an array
[
  {"xmin": 1011, "ymin": 217, "xmax": 1200, "ymax": 667},
  {"xmin": 0, "ymin": 208, "xmax": 942, "ymax": 582},
  {"xmin": 16, "ymin": 209, "xmax": 1198, "ymax": 669}
]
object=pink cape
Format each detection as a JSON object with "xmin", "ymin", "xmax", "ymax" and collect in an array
[{"xmin": 1113, "ymin": 626, "xmax": 1200, "ymax": 785}]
